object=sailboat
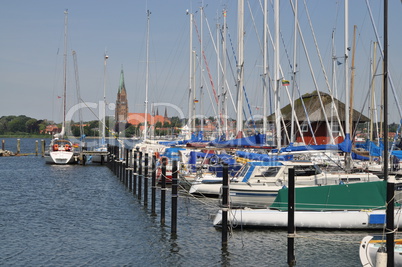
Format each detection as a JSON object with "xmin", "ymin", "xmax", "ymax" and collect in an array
[
  {"xmin": 92, "ymin": 53, "xmax": 109, "ymax": 164},
  {"xmin": 45, "ymin": 9, "xmax": 78, "ymax": 165},
  {"xmin": 359, "ymin": 0, "xmax": 400, "ymax": 265},
  {"xmin": 135, "ymin": 10, "xmax": 167, "ymax": 155}
]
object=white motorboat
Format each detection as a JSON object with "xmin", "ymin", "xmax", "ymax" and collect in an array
[{"xmin": 190, "ymin": 160, "xmax": 381, "ymax": 204}]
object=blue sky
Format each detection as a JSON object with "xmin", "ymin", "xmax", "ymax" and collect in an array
[{"xmin": 1, "ymin": 0, "xmax": 402, "ymax": 125}]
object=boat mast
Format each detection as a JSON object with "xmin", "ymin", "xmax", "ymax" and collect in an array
[
  {"xmin": 384, "ymin": 0, "xmax": 394, "ymax": 263},
  {"xmin": 274, "ymin": 0, "xmax": 281, "ymax": 149},
  {"xmin": 222, "ymin": 10, "xmax": 228, "ymax": 139},
  {"xmin": 102, "ymin": 52, "xmax": 108, "ymax": 145},
  {"xmin": 344, "ymin": 0, "xmax": 351, "ymax": 171},
  {"xmin": 290, "ymin": 0, "xmax": 298, "ymax": 145},
  {"xmin": 349, "ymin": 25, "xmax": 357, "ymax": 141},
  {"xmin": 187, "ymin": 10, "xmax": 195, "ymax": 134},
  {"xmin": 62, "ymin": 9, "xmax": 68, "ymax": 138},
  {"xmin": 369, "ymin": 42, "xmax": 377, "ymax": 142},
  {"xmin": 200, "ymin": 5, "xmax": 204, "ymax": 133},
  {"xmin": 236, "ymin": 0, "xmax": 244, "ymax": 137},
  {"xmin": 144, "ymin": 10, "xmax": 151, "ymax": 142},
  {"xmin": 262, "ymin": 0, "xmax": 268, "ymax": 140}
]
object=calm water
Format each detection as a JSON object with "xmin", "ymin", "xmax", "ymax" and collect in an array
[{"xmin": 1, "ymin": 138, "xmax": 372, "ymax": 266}]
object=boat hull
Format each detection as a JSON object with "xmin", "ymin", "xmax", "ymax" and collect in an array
[
  {"xmin": 359, "ymin": 235, "xmax": 402, "ymax": 266},
  {"xmin": 45, "ymin": 151, "xmax": 76, "ymax": 164},
  {"xmin": 213, "ymin": 209, "xmax": 402, "ymax": 229}
]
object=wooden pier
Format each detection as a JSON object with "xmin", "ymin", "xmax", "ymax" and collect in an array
[{"xmin": 78, "ymin": 150, "xmax": 109, "ymax": 165}]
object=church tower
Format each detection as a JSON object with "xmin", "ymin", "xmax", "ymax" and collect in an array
[{"xmin": 115, "ymin": 68, "xmax": 128, "ymax": 124}]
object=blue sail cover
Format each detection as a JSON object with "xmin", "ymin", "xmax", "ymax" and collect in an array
[
  {"xmin": 392, "ymin": 151, "xmax": 402, "ymax": 160},
  {"xmin": 277, "ymin": 134, "xmax": 352, "ymax": 153},
  {"xmin": 209, "ymin": 133, "xmax": 266, "ymax": 148},
  {"xmin": 159, "ymin": 131, "xmax": 204, "ymax": 146},
  {"xmin": 162, "ymin": 147, "xmax": 186, "ymax": 160},
  {"xmin": 367, "ymin": 140, "xmax": 384, "ymax": 157},
  {"xmin": 187, "ymin": 151, "xmax": 240, "ymax": 175},
  {"xmin": 353, "ymin": 140, "xmax": 402, "ymax": 160}
]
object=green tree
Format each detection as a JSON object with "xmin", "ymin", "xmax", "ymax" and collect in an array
[
  {"xmin": 25, "ymin": 118, "xmax": 39, "ymax": 133},
  {"xmin": 9, "ymin": 116, "xmax": 30, "ymax": 133}
]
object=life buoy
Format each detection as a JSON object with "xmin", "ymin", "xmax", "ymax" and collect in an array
[
  {"xmin": 64, "ymin": 144, "xmax": 70, "ymax": 151},
  {"xmin": 53, "ymin": 144, "xmax": 59, "ymax": 151}
]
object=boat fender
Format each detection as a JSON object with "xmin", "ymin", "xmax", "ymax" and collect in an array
[
  {"xmin": 53, "ymin": 144, "xmax": 59, "ymax": 151},
  {"xmin": 375, "ymin": 246, "xmax": 387, "ymax": 267},
  {"xmin": 155, "ymin": 151, "xmax": 160, "ymax": 158}
]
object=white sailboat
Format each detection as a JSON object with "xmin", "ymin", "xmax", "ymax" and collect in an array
[
  {"xmin": 92, "ymin": 52, "xmax": 109, "ymax": 163},
  {"xmin": 135, "ymin": 10, "xmax": 166, "ymax": 155},
  {"xmin": 45, "ymin": 9, "xmax": 77, "ymax": 165},
  {"xmin": 359, "ymin": 0, "xmax": 399, "ymax": 265}
]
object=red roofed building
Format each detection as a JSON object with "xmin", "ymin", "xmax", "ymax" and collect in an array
[
  {"xmin": 44, "ymin": 125, "xmax": 61, "ymax": 135},
  {"xmin": 127, "ymin": 113, "xmax": 170, "ymax": 126}
]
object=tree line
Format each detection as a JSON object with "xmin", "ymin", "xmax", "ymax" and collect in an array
[{"xmin": 0, "ymin": 115, "xmax": 184, "ymax": 137}]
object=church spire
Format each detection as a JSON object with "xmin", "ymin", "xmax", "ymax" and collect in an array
[
  {"xmin": 115, "ymin": 65, "xmax": 128, "ymax": 124},
  {"xmin": 118, "ymin": 66, "xmax": 126, "ymax": 93}
]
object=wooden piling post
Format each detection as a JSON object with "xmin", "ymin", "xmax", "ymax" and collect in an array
[
  {"xmin": 288, "ymin": 168, "xmax": 296, "ymax": 266},
  {"xmin": 41, "ymin": 140, "xmax": 45, "ymax": 157},
  {"xmin": 17, "ymin": 139, "xmax": 20, "ymax": 154},
  {"xmin": 133, "ymin": 151, "xmax": 137, "ymax": 195},
  {"xmin": 128, "ymin": 149, "xmax": 133, "ymax": 191},
  {"xmin": 151, "ymin": 155, "xmax": 157, "ymax": 216},
  {"xmin": 221, "ymin": 163, "xmax": 229, "ymax": 246},
  {"xmin": 138, "ymin": 152, "xmax": 142, "ymax": 200},
  {"xmin": 171, "ymin": 160, "xmax": 178, "ymax": 235},
  {"xmin": 119, "ymin": 161, "xmax": 123, "ymax": 181},
  {"xmin": 144, "ymin": 153, "xmax": 149, "ymax": 206},
  {"xmin": 106, "ymin": 144, "xmax": 110, "ymax": 165},
  {"xmin": 161, "ymin": 157, "xmax": 167, "ymax": 225},
  {"xmin": 128, "ymin": 168, "xmax": 133, "ymax": 191},
  {"xmin": 125, "ymin": 148, "xmax": 129, "ymax": 187},
  {"xmin": 112, "ymin": 146, "xmax": 116, "ymax": 174},
  {"xmin": 35, "ymin": 140, "xmax": 38, "ymax": 156}
]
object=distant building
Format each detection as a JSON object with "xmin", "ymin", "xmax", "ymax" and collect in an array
[
  {"xmin": 44, "ymin": 125, "xmax": 60, "ymax": 135},
  {"xmin": 268, "ymin": 91, "xmax": 370, "ymax": 146},
  {"xmin": 127, "ymin": 113, "xmax": 170, "ymax": 126},
  {"xmin": 115, "ymin": 68, "xmax": 128, "ymax": 124}
]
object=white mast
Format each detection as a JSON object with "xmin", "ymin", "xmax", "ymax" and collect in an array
[
  {"xmin": 200, "ymin": 5, "xmax": 204, "ymax": 132},
  {"xmin": 290, "ymin": 0, "xmax": 298, "ymax": 144},
  {"xmin": 216, "ymin": 14, "xmax": 221, "ymax": 137},
  {"xmin": 222, "ymin": 10, "xmax": 228, "ymax": 138},
  {"xmin": 236, "ymin": 0, "xmax": 244, "ymax": 136},
  {"xmin": 144, "ymin": 10, "xmax": 151, "ymax": 141},
  {"xmin": 263, "ymin": 0, "xmax": 268, "ymax": 139},
  {"xmin": 187, "ymin": 10, "xmax": 195, "ymax": 134},
  {"xmin": 101, "ymin": 52, "xmax": 108, "ymax": 145},
  {"xmin": 344, "ymin": 0, "xmax": 351, "ymax": 171},
  {"xmin": 274, "ymin": 0, "xmax": 281, "ymax": 149},
  {"xmin": 61, "ymin": 9, "xmax": 68, "ymax": 138}
]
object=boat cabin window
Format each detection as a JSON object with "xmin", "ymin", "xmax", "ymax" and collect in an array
[
  {"xmin": 260, "ymin": 167, "xmax": 281, "ymax": 177},
  {"xmin": 294, "ymin": 165, "xmax": 321, "ymax": 176}
]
